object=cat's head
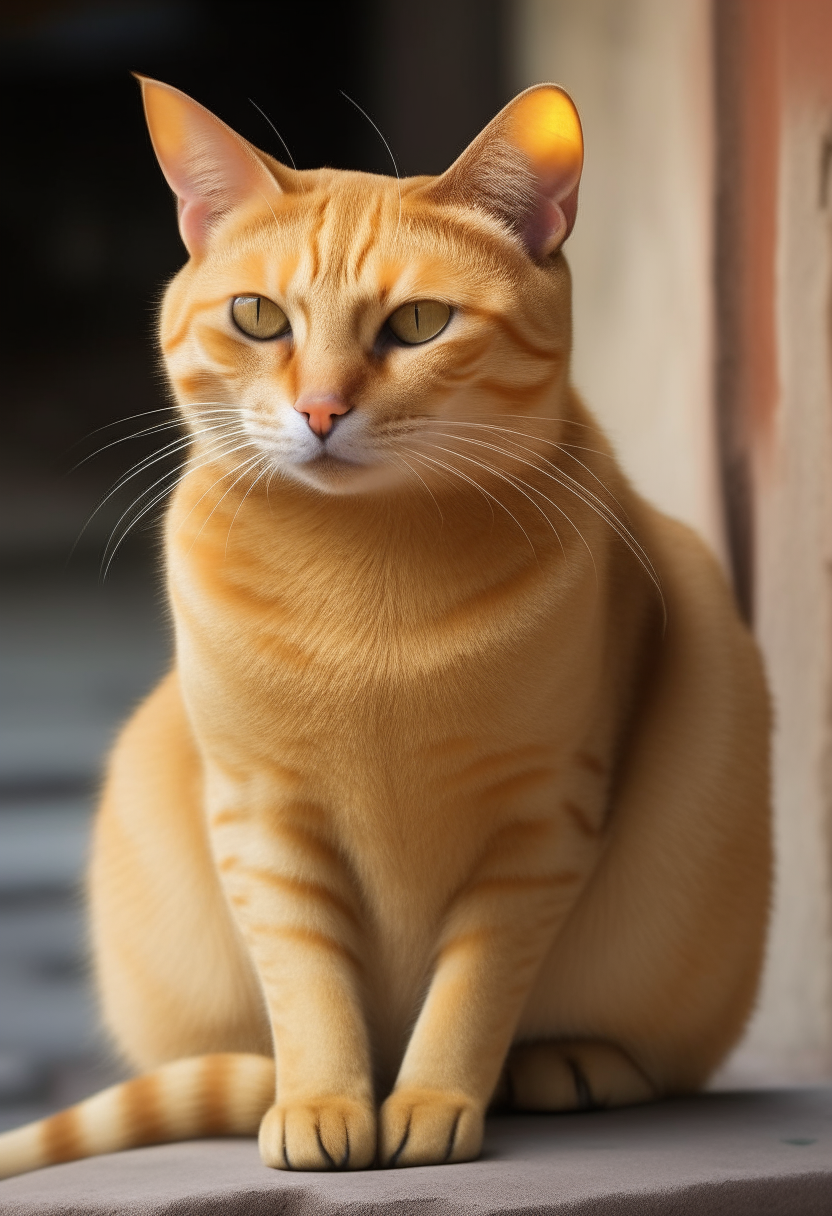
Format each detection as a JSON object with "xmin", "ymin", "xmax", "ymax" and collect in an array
[{"xmin": 142, "ymin": 77, "xmax": 583, "ymax": 498}]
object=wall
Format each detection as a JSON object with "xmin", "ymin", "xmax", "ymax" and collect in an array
[
  {"xmin": 511, "ymin": 0, "xmax": 723, "ymax": 559},
  {"xmin": 513, "ymin": 0, "xmax": 832, "ymax": 1082},
  {"xmin": 724, "ymin": 0, "xmax": 832, "ymax": 1083}
]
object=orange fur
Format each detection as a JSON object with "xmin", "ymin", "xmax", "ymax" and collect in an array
[{"xmin": 0, "ymin": 79, "xmax": 770, "ymax": 1180}]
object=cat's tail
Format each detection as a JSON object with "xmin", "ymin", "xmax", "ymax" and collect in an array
[{"xmin": 0, "ymin": 1053, "xmax": 274, "ymax": 1180}]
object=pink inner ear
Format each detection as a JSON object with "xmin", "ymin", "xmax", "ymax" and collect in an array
[
  {"xmin": 523, "ymin": 180, "xmax": 580, "ymax": 258},
  {"xmin": 523, "ymin": 160, "xmax": 581, "ymax": 257},
  {"xmin": 140, "ymin": 76, "xmax": 283, "ymax": 257},
  {"xmin": 524, "ymin": 198, "xmax": 567, "ymax": 259},
  {"xmin": 177, "ymin": 197, "xmax": 213, "ymax": 255}
]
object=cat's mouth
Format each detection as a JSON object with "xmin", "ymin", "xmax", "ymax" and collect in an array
[
  {"xmin": 303, "ymin": 449, "xmax": 365, "ymax": 471},
  {"xmin": 287, "ymin": 446, "xmax": 402, "ymax": 497}
]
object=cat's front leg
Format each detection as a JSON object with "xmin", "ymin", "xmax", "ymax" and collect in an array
[
  {"xmin": 207, "ymin": 785, "xmax": 375, "ymax": 1170},
  {"xmin": 380, "ymin": 805, "xmax": 601, "ymax": 1167}
]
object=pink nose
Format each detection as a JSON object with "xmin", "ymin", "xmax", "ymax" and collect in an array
[{"xmin": 294, "ymin": 394, "xmax": 351, "ymax": 438}]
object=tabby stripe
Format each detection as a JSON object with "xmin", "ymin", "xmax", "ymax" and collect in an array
[
  {"xmin": 466, "ymin": 872, "xmax": 580, "ymax": 895},
  {"xmin": 270, "ymin": 821, "xmax": 349, "ymax": 872},
  {"xmin": 0, "ymin": 1055, "xmax": 276, "ymax": 1180},
  {"xmin": 474, "ymin": 375, "xmax": 556, "ymax": 404},
  {"xmin": 563, "ymin": 800, "xmax": 599, "ymax": 838},
  {"xmin": 41, "ymin": 1108, "xmax": 84, "ymax": 1166},
  {"xmin": 199, "ymin": 1053, "xmax": 232, "ymax": 1135},
  {"xmin": 308, "ymin": 197, "xmax": 330, "ymax": 282},
  {"xmin": 480, "ymin": 767, "xmax": 557, "ymax": 802},
  {"xmin": 351, "ymin": 197, "xmax": 383, "ymax": 281},
  {"xmin": 473, "ymin": 309, "xmax": 560, "ymax": 362},
  {"xmin": 247, "ymin": 922, "xmax": 361, "ymax": 970},
  {"xmin": 278, "ymin": 253, "xmax": 301, "ymax": 296},
  {"xmin": 576, "ymin": 751, "xmax": 606, "ymax": 775},
  {"xmin": 122, "ymin": 1073, "xmax": 166, "ymax": 1146},
  {"xmin": 232, "ymin": 864, "xmax": 362, "ymax": 929},
  {"xmin": 162, "ymin": 295, "xmax": 235, "ymax": 353},
  {"xmin": 211, "ymin": 808, "xmax": 248, "ymax": 828}
]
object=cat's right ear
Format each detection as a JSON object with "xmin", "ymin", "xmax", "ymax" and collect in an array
[{"xmin": 136, "ymin": 75, "xmax": 280, "ymax": 257}]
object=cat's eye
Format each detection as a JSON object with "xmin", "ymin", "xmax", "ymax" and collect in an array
[
  {"xmin": 231, "ymin": 295, "xmax": 290, "ymax": 340},
  {"xmin": 387, "ymin": 300, "xmax": 451, "ymax": 345}
]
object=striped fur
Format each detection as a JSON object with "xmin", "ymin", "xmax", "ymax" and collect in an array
[
  {"xmin": 0, "ymin": 1055, "xmax": 274, "ymax": 1180},
  {"xmin": 0, "ymin": 80, "xmax": 770, "ymax": 1179}
]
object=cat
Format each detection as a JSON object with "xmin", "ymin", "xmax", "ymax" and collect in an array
[{"xmin": 0, "ymin": 75, "xmax": 770, "ymax": 1179}]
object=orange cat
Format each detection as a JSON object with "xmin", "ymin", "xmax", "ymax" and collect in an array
[{"xmin": 0, "ymin": 77, "xmax": 770, "ymax": 1179}]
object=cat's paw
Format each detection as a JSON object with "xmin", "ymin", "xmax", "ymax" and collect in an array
[
  {"xmin": 379, "ymin": 1087, "xmax": 484, "ymax": 1167},
  {"xmin": 258, "ymin": 1098, "xmax": 376, "ymax": 1170}
]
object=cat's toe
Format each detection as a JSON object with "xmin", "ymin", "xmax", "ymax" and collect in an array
[
  {"xmin": 258, "ymin": 1098, "xmax": 376, "ymax": 1170},
  {"xmin": 379, "ymin": 1088, "xmax": 483, "ymax": 1167}
]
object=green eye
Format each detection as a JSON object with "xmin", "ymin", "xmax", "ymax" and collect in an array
[
  {"xmin": 231, "ymin": 295, "xmax": 290, "ymax": 340},
  {"xmin": 387, "ymin": 300, "xmax": 451, "ymax": 345}
]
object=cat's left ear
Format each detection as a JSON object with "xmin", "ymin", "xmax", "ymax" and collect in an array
[
  {"xmin": 423, "ymin": 85, "xmax": 583, "ymax": 260},
  {"xmin": 136, "ymin": 75, "xmax": 280, "ymax": 256}
]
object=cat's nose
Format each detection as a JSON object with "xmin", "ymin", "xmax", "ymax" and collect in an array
[{"xmin": 294, "ymin": 393, "xmax": 351, "ymax": 438}]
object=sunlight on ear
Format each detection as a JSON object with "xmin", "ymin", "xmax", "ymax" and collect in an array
[
  {"xmin": 140, "ymin": 77, "xmax": 190, "ymax": 169},
  {"xmin": 510, "ymin": 88, "xmax": 583, "ymax": 179}
]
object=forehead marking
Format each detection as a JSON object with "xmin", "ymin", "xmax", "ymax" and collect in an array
[
  {"xmin": 467, "ymin": 307, "xmax": 561, "ymax": 363},
  {"xmin": 307, "ymin": 196, "xmax": 330, "ymax": 285},
  {"xmin": 278, "ymin": 253, "xmax": 301, "ymax": 298},
  {"xmin": 350, "ymin": 195, "xmax": 384, "ymax": 283},
  {"xmin": 163, "ymin": 295, "xmax": 233, "ymax": 354}
]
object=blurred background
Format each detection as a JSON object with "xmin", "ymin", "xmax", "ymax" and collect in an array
[{"xmin": 1, "ymin": 0, "xmax": 831, "ymax": 1132}]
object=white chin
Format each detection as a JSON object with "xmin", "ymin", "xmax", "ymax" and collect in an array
[{"xmin": 285, "ymin": 455, "xmax": 403, "ymax": 496}]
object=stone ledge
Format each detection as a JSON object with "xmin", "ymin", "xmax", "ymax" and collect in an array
[{"xmin": 1, "ymin": 1089, "xmax": 830, "ymax": 1215}]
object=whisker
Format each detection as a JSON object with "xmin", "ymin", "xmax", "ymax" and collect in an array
[
  {"xmin": 249, "ymin": 97, "xmax": 299, "ymax": 171},
  {"xmin": 425, "ymin": 428, "xmax": 662, "ymax": 610},
  {"xmin": 185, "ymin": 452, "xmax": 266, "ymax": 556},
  {"xmin": 393, "ymin": 453, "xmax": 444, "ymax": 526},
  {"xmin": 402, "ymin": 447, "xmax": 539, "ymax": 559},
  {"xmin": 70, "ymin": 410, "xmax": 238, "ymax": 473},
  {"xmin": 416, "ymin": 440, "xmax": 564, "ymax": 559},
  {"xmin": 169, "ymin": 438, "xmax": 264, "ymax": 538},
  {"xmin": 69, "ymin": 405, "xmax": 178, "ymax": 448},
  {"xmin": 70, "ymin": 424, "xmax": 247, "ymax": 563},
  {"xmin": 490, "ymin": 413, "xmax": 593, "ymax": 430},
  {"xmin": 401, "ymin": 446, "xmax": 495, "ymax": 525},
  {"xmin": 339, "ymin": 89, "xmax": 402, "ymax": 244},
  {"xmin": 437, "ymin": 420, "xmax": 621, "ymax": 510},
  {"xmin": 423, "ymin": 430, "xmax": 595, "ymax": 577},
  {"xmin": 224, "ymin": 459, "xmax": 270, "ymax": 556},
  {"xmin": 429, "ymin": 424, "xmax": 654, "ymax": 572},
  {"xmin": 99, "ymin": 432, "xmax": 254, "ymax": 577},
  {"xmin": 71, "ymin": 401, "xmax": 240, "ymax": 446},
  {"xmin": 77, "ymin": 422, "xmax": 247, "ymax": 539}
]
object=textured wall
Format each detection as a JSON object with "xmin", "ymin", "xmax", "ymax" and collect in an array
[
  {"xmin": 511, "ymin": 0, "xmax": 723, "ymax": 561},
  {"xmin": 512, "ymin": 0, "xmax": 832, "ymax": 1083},
  {"xmin": 729, "ymin": 0, "xmax": 832, "ymax": 1084}
]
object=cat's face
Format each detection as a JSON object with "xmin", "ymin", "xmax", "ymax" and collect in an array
[{"xmin": 146, "ymin": 80, "xmax": 583, "ymax": 498}]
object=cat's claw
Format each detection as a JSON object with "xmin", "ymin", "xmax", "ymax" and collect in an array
[
  {"xmin": 258, "ymin": 1099, "xmax": 376, "ymax": 1171},
  {"xmin": 379, "ymin": 1088, "xmax": 484, "ymax": 1168}
]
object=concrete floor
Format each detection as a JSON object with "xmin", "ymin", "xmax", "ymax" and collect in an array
[{"xmin": 0, "ymin": 554, "xmax": 169, "ymax": 1132}]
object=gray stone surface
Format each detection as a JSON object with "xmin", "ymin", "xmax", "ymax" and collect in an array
[{"xmin": 1, "ymin": 1092, "xmax": 831, "ymax": 1214}]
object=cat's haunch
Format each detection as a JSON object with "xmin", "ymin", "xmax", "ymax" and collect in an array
[{"xmin": 0, "ymin": 77, "xmax": 769, "ymax": 1180}]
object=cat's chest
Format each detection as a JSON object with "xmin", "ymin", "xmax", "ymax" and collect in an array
[{"xmin": 171, "ymin": 537, "xmax": 602, "ymax": 758}]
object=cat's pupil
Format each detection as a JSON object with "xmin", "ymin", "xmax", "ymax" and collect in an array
[
  {"xmin": 231, "ymin": 295, "xmax": 289, "ymax": 341},
  {"xmin": 387, "ymin": 299, "xmax": 450, "ymax": 345}
]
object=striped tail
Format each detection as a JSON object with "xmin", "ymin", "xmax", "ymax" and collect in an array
[{"xmin": 0, "ymin": 1053, "xmax": 274, "ymax": 1180}]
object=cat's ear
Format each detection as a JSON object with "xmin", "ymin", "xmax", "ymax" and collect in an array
[
  {"xmin": 423, "ymin": 85, "xmax": 583, "ymax": 259},
  {"xmin": 136, "ymin": 75, "xmax": 280, "ymax": 256}
]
